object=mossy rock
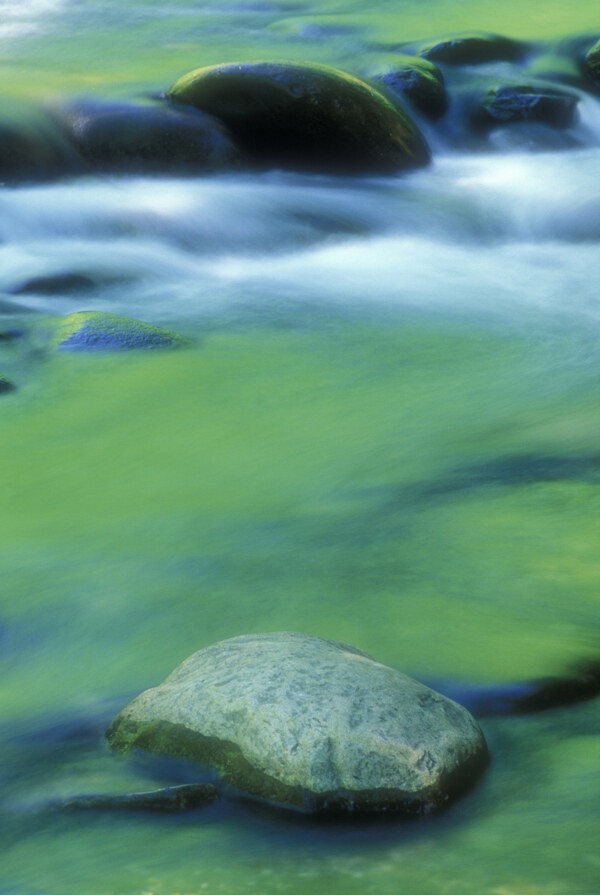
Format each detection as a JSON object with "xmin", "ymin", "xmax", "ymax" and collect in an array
[
  {"xmin": 471, "ymin": 84, "xmax": 578, "ymax": 130},
  {"xmin": 54, "ymin": 99, "xmax": 240, "ymax": 174},
  {"xmin": 107, "ymin": 633, "xmax": 488, "ymax": 815},
  {"xmin": 54, "ymin": 312, "xmax": 189, "ymax": 352},
  {"xmin": 583, "ymin": 39, "xmax": 600, "ymax": 88},
  {"xmin": 370, "ymin": 55, "xmax": 447, "ymax": 120},
  {"xmin": 167, "ymin": 61, "xmax": 430, "ymax": 174},
  {"xmin": 420, "ymin": 32, "xmax": 526, "ymax": 66}
]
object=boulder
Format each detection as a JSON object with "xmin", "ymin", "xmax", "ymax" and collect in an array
[
  {"xmin": 54, "ymin": 99, "xmax": 240, "ymax": 174},
  {"xmin": 370, "ymin": 55, "xmax": 448, "ymax": 119},
  {"xmin": 472, "ymin": 84, "xmax": 578, "ymax": 130},
  {"xmin": 107, "ymin": 633, "xmax": 489, "ymax": 814},
  {"xmin": 54, "ymin": 312, "xmax": 188, "ymax": 351},
  {"xmin": 420, "ymin": 32, "xmax": 526, "ymax": 66},
  {"xmin": 166, "ymin": 62, "xmax": 430, "ymax": 174},
  {"xmin": 583, "ymin": 39, "xmax": 600, "ymax": 89}
]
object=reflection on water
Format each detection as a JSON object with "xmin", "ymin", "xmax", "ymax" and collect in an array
[{"xmin": 0, "ymin": 0, "xmax": 599, "ymax": 893}]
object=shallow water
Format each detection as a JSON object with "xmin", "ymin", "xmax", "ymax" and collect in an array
[{"xmin": 1, "ymin": 2, "xmax": 599, "ymax": 894}]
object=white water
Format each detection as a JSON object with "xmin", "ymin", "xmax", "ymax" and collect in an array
[{"xmin": 2, "ymin": 149, "xmax": 599, "ymax": 326}]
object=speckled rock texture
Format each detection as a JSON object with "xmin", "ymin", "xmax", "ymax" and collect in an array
[
  {"xmin": 107, "ymin": 633, "xmax": 488, "ymax": 814},
  {"xmin": 167, "ymin": 62, "xmax": 430, "ymax": 174},
  {"xmin": 54, "ymin": 312, "xmax": 188, "ymax": 351}
]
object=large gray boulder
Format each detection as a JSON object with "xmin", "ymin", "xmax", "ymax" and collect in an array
[{"xmin": 107, "ymin": 633, "xmax": 488, "ymax": 814}]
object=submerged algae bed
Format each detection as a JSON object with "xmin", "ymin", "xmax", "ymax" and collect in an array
[{"xmin": 1, "ymin": 312, "xmax": 600, "ymax": 893}]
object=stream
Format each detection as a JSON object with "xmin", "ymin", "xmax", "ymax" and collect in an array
[{"xmin": 1, "ymin": 1, "xmax": 599, "ymax": 894}]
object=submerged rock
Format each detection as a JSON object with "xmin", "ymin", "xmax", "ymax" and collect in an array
[
  {"xmin": 583, "ymin": 39, "xmax": 600, "ymax": 89},
  {"xmin": 370, "ymin": 55, "xmax": 448, "ymax": 119},
  {"xmin": 167, "ymin": 62, "xmax": 430, "ymax": 174},
  {"xmin": 472, "ymin": 84, "xmax": 578, "ymax": 130},
  {"xmin": 107, "ymin": 632, "xmax": 488, "ymax": 814},
  {"xmin": 420, "ymin": 32, "xmax": 526, "ymax": 66},
  {"xmin": 54, "ymin": 99, "xmax": 240, "ymax": 173},
  {"xmin": 54, "ymin": 312, "xmax": 188, "ymax": 351},
  {"xmin": 12, "ymin": 273, "xmax": 96, "ymax": 296},
  {"xmin": 0, "ymin": 375, "xmax": 16, "ymax": 393}
]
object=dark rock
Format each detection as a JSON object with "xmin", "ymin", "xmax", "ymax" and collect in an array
[
  {"xmin": 0, "ymin": 375, "xmax": 16, "ymax": 393},
  {"xmin": 107, "ymin": 632, "xmax": 488, "ymax": 815},
  {"xmin": 0, "ymin": 98, "xmax": 80, "ymax": 182},
  {"xmin": 370, "ymin": 55, "xmax": 448, "ymax": 119},
  {"xmin": 12, "ymin": 273, "xmax": 96, "ymax": 296},
  {"xmin": 54, "ymin": 312, "xmax": 189, "ymax": 351},
  {"xmin": 54, "ymin": 98, "xmax": 240, "ymax": 173},
  {"xmin": 167, "ymin": 62, "xmax": 430, "ymax": 174},
  {"xmin": 471, "ymin": 84, "xmax": 579, "ymax": 130},
  {"xmin": 583, "ymin": 39, "xmax": 600, "ymax": 88},
  {"xmin": 420, "ymin": 32, "xmax": 527, "ymax": 66}
]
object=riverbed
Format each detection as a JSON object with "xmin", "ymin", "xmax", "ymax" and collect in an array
[{"xmin": 1, "ymin": 1, "xmax": 599, "ymax": 893}]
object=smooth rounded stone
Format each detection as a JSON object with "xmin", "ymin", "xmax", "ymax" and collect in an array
[
  {"xmin": 54, "ymin": 98, "xmax": 240, "ymax": 173},
  {"xmin": 583, "ymin": 39, "xmax": 600, "ymax": 88},
  {"xmin": 0, "ymin": 375, "xmax": 16, "ymax": 393},
  {"xmin": 166, "ymin": 62, "xmax": 430, "ymax": 174},
  {"xmin": 420, "ymin": 32, "xmax": 527, "ymax": 66},
  {"xmin": 471, "ymin": 84, "xmax": 579, "ymax": 130},
  {"xmin": 370, "ymin": 55, "xmax": 448, "ymax": 119},
  {"xmin": 54, "ymin": 312, "xmax": 189, "ymax": 351},
  {"xmin": 0, "ymin": 98, "xmax": 81, "ymax": 182},
  {"xmin": 107, "ymin": 633, "xmax": 489, "ymax": 814}
]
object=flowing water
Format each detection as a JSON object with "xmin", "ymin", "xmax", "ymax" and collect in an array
[{"xmin": 1, "ymin": 2, "xmax": 599, "ymax": 894}]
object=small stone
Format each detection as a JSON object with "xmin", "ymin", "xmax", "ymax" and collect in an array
[
  {"xmin": 107, "ymin": 633, "xmax": 488, "ymax": 814},
  {"xmin": 420, "ymin": 32, "xmax": 526, "ymax": 66},
  {"xmin": 370, "ymin": 55, "xmax": 448, "ymax": 119},
  {"xmin": 54, "ymin": 312, "xmax": 189, "ymax": 352},
  {"xmin": 472, "ymin": 84, "xmax": 578, "ymax": 130}
]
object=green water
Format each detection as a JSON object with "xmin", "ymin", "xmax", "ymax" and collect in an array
[
  {"xmin": 1, "ymin": 0, "xmax": 600, "ymax": 892},
  {"xmin": 1, "ymin": 311, "xmax": 599, "ymax": 893}
]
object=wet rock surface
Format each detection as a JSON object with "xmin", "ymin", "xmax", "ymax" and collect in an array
[
  {"xmin": 167, "ymin": 62, "xmax": 430, "ymax": 174},
  {"xmin": 54, "ymin": 99, "xmax": 241, "ymax": 173},
  {"xmin": 107, "ymin": 632, "xmax": 489, "ymax": 814},
  {"xmin": 419, "ymin": 32, "xmax": 528, "ymax": 65},
  {"xmin": 54, "ymin": 312, "xmax": 188, "ymax": 351},
  {"xmin": 583, "ymin": 39, "xmax": 600, "ymax": 89},
  {"xmin": 471, "ymin": 84, "xmax": 579, "ymax": 130},
  {"xmin": 370, "ymin": 55, "xmax": 448, "ymax": 119}
]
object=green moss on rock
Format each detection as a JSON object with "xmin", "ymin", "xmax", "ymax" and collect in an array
[
  {"xmin": 583, "ymin": 39, "xmax": 600, "ymax": 88},
  {"xmin": 167, "ymin": 61, "xmax": 429, "ymax": 174},
  {"xmin": 54, "ymin": 312, "xmax": 189, "ymax": 352}
]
